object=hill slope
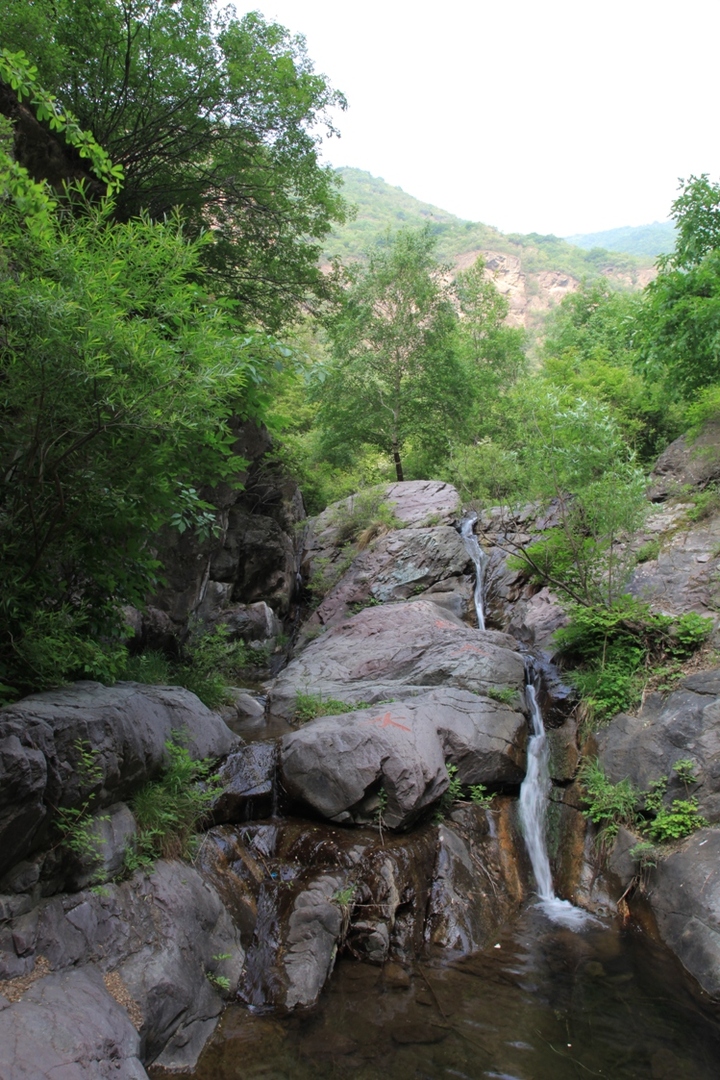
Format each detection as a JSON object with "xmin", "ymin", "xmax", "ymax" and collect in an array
[
  {"xmin": 566, "ymin": 221, "xmax": 676, "ymax": 258},
  {"xmin": 327, "ymin": 169, "xmax": 656, "ymax": 331}
]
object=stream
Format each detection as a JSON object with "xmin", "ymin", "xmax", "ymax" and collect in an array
[{"xmin": 174, "ymin": 512, "xmax": 720, "ymax": 1079}]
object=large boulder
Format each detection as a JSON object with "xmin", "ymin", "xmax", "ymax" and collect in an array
[
  {"xmin": 0, "ymin": 967, "xmax": 147, "ymax": 1080},
  {"xmin": 648, "ymin": 827, "xmax": 720, "ymax": 998},
  {"xmin": 648, "ymin": 421, "xmax": 720, "ymax": 501},
  {"xmin": 269, "ymin": 599, "xmax": 526, "ymax": 720},
  {"xmin": 596, "ymin": 670, "xmax": 720, "ymax": 823},
  {"xmin": 280, "ymin": 688, "xmax": 527, "ymax": 829},
  {"xmin": 627, "ymin": 511, "xmax": 720, "ymax": 620},
  {"xmin": 310, "ymin": 526, "xmax": 474, "ymax": 630},
  {"xmin": 0, "ymin": 860, "xmax": 243, "ymax": 1071},
  {"xmin": 0, "ymin": 682, "xmax": 239, "ymax": 878}
]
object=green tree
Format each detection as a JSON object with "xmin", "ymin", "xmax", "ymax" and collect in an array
[
  {"xmin": 0, "ymin": 77, "xmax": 280, "ymax": 695},
  {"xmin": 0, "ymin": 0, "xmax": 347, "ymax": 330},
  {"xmin": 318, "ymin": 228, "xmax": 470, "ymax": 482},
  {"xmin": 455, "ymin": 256, "xmax": 527, "ymax": 399},
  {"xmin": 638, "ymin": 175, "xmax": 720, "ymax": 395}
]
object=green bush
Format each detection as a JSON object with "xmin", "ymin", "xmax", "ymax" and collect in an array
[
  {"xmin": 578, "ymin": 758, "xmax": 639, "ymax": 847},
  {"xmin": 644, "ymin": 799, "xmax": 708, "ymax": 842},
  {"xmin": 126, "ymin": 740, "xmax": 219, "ymax": 868}
]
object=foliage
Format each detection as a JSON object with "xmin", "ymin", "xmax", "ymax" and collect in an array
[
  {"xmin": 293, "ymin": 691, "xmax": 372, "ymax": 724},
  {"xmin": 469, "ymin": 784, "xmax": 494, "ymax": 808},
  {"xmin": 487, "ymin": 686, "xmax": 517, "ymax": 705},
  {"xmin": 126, "ymin": 740, "xmax": 219, "ymax": 868},
  {"xmin": 54, "ymin": 739, "xmax": 109, "ymax": 870},
  {"xmin": 580, "ymin": 758, "xmax": 708, "ymax": 854},
  {"xmin": 1, "ymin": 2, "xmax": 348, "ymax": 330},
  {"xmin": 577, "ymin": 758, "xmax": 639, "ymax": 848},
  {"xmin": 687, "ymin": 484, "xmax": 720, "ymax": 523},
  {"xmin": 319, "ymin": 228, "xmax": 472, "ymax": 482},
  {"xmin": 327, "ymin": 488, "xmax": 402, "ymax": 546},
  {"xmin": 555, "ymin": 597, "xmax": 713, "ymax": 724},
  {"xmin": 0, "ymin": 157, "xmax": 285, "ymax": 695},
  {"xmin": 643, "ymin": 799, "xmax": 708, "ymax": 842}
]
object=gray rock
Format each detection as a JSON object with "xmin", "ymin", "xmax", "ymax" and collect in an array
[
  {"xmin": 280, "ymin": 688, "xmax": 527, "ymax": 829},
  {"xmin": 0, "ymin": 682, "xmax": 238, "ymax": 876},
  {"xmin": 648, "ymin": 421, "xmax": 720, "ymax": 501},
  {"xmin": 212, "ymin": 743, "xmax": 277, "ymax": 824},
  {"xmin": 627, "ymin": 512, "xmax": 720, "ymax": 620},
  {"xmin": 67, "ymin": 802, "xmax": 138, "ymax": 891},
  {"xmin": 283, "ymin": 872, "xmax": 345, "ymax": 1009},
  {"xmin": 650, "ymin": 827, "xmax": 720, "ymax": 997},
  {"xmin": 597, "ymin": 671, "xmax": 720, "ymax": 822},
  {"xmin": 0, "ymin": 966, "xmax": 147, "ymax": 1079},
  {"xmin": 311, "ymin": 526, "xmax": 473, "ymax": 629},
  {"xmin": 0, "ymin": 860, "xmax": 243, "ymax": 1068},
  {"xmin": 270, "ymin": 599, "xmax": 525, "ymax": 720}
]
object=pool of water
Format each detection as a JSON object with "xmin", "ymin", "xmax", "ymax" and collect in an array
[{"xmin": 182, "ymin": 905, "xmax": 720, "ymax": 1080}]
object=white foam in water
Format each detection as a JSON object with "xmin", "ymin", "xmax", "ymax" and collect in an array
[{"xmin": 520, "ymin": 674, "xmax": 599, "ymax": 930}]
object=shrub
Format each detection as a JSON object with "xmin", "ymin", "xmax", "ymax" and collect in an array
[
  {"xmin": 578, "ymin": 758, "xmax": 639, "ymax": 848},
  {"xmin": 126, "ymin": 740, "xmax": 220, "ymax": 868}
]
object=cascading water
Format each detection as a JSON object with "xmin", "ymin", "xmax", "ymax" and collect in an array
[
  {"xmin": 520, "ymin": 663, "xmax": 596, "ymax": 928},
  {"xmin": 460, "ymin": 513, "xmax": 488, "ymax": 631}
]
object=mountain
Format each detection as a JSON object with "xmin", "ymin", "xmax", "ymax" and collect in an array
[
  {"xmin": 565, "ymin": 221, "xmax": 676, "ymax": 258},
  {"xmin": 327, "ymin": 169, "xmax": 656, "ymax": 331}
]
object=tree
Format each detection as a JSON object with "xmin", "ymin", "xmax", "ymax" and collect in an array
[
  {"xmin": 318, "ymin": 228, "xmax": 470, "ymax": 482},
  {"xmin": 0, "ymin": 0, "xmax": 348, "ymax": 330},
  {"xmin": 639, "ymin": 175, "xmax": 720, "ymax": 396},
  {"xmin": 455, "ymin": 256, "xmax": 527, "ymax": 399},
  {"xmin": 0, "ymin": 66, "xmax": 281, "ymax": 696}
]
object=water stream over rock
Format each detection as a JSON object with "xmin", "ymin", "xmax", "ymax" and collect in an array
[{"xmin": 460, "ymin": 513, "xmax": 488, "ymax": 631}]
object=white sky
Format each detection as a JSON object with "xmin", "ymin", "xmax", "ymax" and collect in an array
[{"xmin": 239, "ymin": 0, "xmax": 720, "ymax": 237}]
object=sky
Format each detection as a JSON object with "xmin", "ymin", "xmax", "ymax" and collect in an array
[{"xmin": 239, "ymin": 0, "xmax": 720, "ymax": 238}]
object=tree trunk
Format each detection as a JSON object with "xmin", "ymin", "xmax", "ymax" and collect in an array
[{"xmin": 393, "ymin": 448, "xmax": 404, "ymax": 482}]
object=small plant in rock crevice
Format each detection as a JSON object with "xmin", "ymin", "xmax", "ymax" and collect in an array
[
  {"xmin": 487, "ymin": 685, "xmax": 517, "ymax": 706},
  {"xmin": 124, "ymin": 738, "xmax": 220, "ymax": 872},
  {"xmin": 54, "ymin": 740, "xmax": 109, "ymax": 875},
  {"xmin": 293, "ymin": 691, "xmax": 374, "ymax": 724}
]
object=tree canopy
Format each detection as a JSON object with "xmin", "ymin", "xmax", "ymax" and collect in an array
[{"xmin": 0, "ymin": 0, "xmax": 348, "ymax": 330}]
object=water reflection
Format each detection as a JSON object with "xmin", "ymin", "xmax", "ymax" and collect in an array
[{"xmin": 180, "ymin": 905, "xmax": 720, "ymax": 1080}]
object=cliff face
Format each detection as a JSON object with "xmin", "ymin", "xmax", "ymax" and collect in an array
[{"xmin": 453, "ymin": 247, "xmax": 656, "ymax": 330}]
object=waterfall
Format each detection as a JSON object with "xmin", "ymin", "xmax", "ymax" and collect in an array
[
  {"xmin": 520, "ymin": 665, "xmax": 596, "ymax": 928},
  {"xmin": 460, "ymin": 513, "xmax": 488, "ymax": 631}
]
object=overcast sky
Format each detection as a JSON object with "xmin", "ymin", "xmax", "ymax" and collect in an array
[{"xmin": 240, "ymin": 0, "xmax": 720, "ymax": 237}]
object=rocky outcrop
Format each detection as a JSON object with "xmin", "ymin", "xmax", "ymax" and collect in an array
[
  {"xmin": 596, "ymin": 670, "xmax": 720, "ymax": 824},
  {"xmin": 280, "ymin": 690, "xmax": 526, "ymax": 829},
  {"xmin": 0, "ymin": 681, "xmax": 238, "ymax": 880},
  {"xmin": 648, "ymin": 421, "xmax": 720, "ymax": 501},
  {"xmin": 0, "ymin": 860, "xmax": 244, "ymax": 1076},
  {"xmin": 270, "ymin": 599, "xmax": 526, "ymax": 719}
]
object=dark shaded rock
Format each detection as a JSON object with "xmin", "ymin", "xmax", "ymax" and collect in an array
[
  {"xmin": 596, "ymin": 671, "xmax": 720, "ymax": 823},
  {"xmin": 66, "ymin": 802, "xmax": 138, "ymax": 891},
  {"xmin": 0, "ymin": 967, "xmax": 147, "ymax": 1080},
  {"xmin": 212, "ymin": 743, "xmax": 277, "ymax": 824},
  {"xmin": 650, "ymin": 827, "xmax": 720, "ymax": 997},
  {"xmin": 280, "ymin": 688, "xmax": 527, "ymax": 829},
  {"xmin": 426, "ymin": 800, "xmax": 527, "ymax": 953},
  {"xmin": 0, "ymin": 861, "xmax": 243, "ymax": 1069},
  {"xmin": 0, "ymin": 682, "xmax": 238, "ymax": 877},
  {"xmin": 270, "ymin": 599, "xmax": 526, "ymax": 720}
]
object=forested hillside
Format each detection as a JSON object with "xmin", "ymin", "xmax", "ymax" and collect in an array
[
  {"xmin": 327, "ymin": 167, "xmax": 656, "ymax": 330},
  {"xmin": 566, "ymin": 219, "xmax": 677, "ymax": 257},
  {"xmin": 1, "ymin": 0, "xmax": 720, "ymax": 727}
]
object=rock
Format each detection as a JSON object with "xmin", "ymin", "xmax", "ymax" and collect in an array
[
  {"xmin": 282, "ymin": 872, "xmax": 346, "ymax": 1010},
  {"xmin": 310, "ymin": 526, "xmax": 474, "ymax": 630},
  {"xmin": 650, "ymin": 827, "xmax": 720, "ymax": 997},
  {"xmin": 270, "ymin": 599, "xmax": 526, "ymax": 720},
  {"xmin": 211, "ymin": 743, "xmax": 277, "ymax": 824},
  {"xmin": 0, "ymin": 860, "xmax": 243, "ymax": 1069},
  {"xmin": 627, "ymin": 513, "xmax": 720, "ymax": 620},
  {"xmin": 426, "ymin": 801, "xmax": 527, "ymax": 953},
  {"xmin": 211, "ymin": 601, "xmax": 283, "ymax": 643},
  {"xmin": 0, "ymin": 966, "xmax": 147, "ymax": 1079},
  {"xmin": 597, "ymin": 670, "xmax": 720, "ymax": 823},
  {"xmin": 280, "ymin": 688, "xmax": 527, "ymax": 829},
  {"xmin": 0, "ymin": 682, "xmax": 239, "ymax": 878},
  {"xmin": 648, "ymin": 421, "xmax": 720, "ymax": 501},
  {"xmin": 66, "ymin": 802, "xmax": 138, "ymax": 891},
  {"xmin": 209, "ymin": 505, "xmax": 297, "ymax": 615}
]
